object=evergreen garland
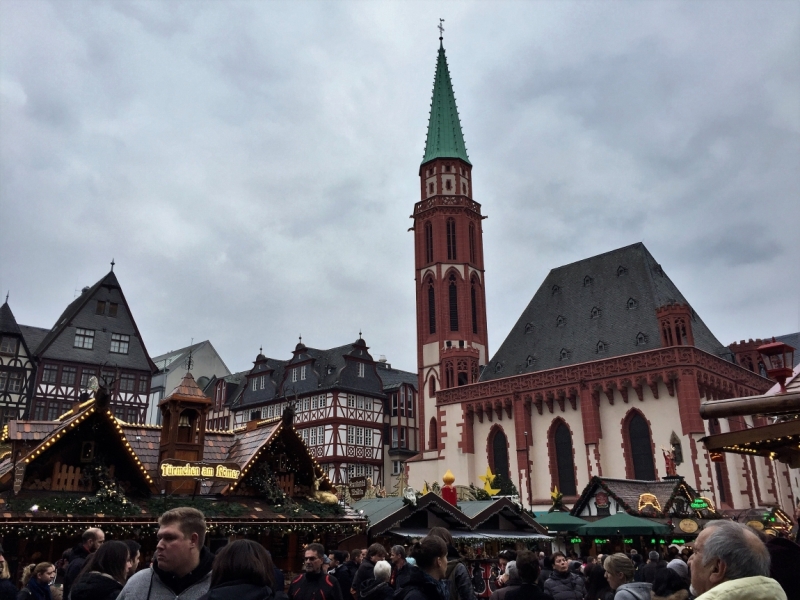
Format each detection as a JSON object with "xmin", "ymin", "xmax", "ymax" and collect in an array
[{"xmin": 492, "ymin": 473, "xmax": 518, "ymax": 496}]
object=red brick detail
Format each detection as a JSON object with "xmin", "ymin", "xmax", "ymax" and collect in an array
[
  {"xmin": 459, "ymin": 405, "xmax": 475, "ymax": 454},
  {"xmin": 676, "ymin": 368, "xmax": 705, "ymax": 435},
  {"xmin": 437, "ymin": 406, "xmax": 447, "ymax": 452},
  {"xmin": 729, "ymin": 339, "xmax": 770, "ymax": 380},
  {"xmin": 688, "ymin": 435, "xmax": 704, "ymax": 491},
  {"xmin": 620, "ymin": 408, "xmax": 659, "ymax": 480},
  {"xmin": 748, "ymin": 455, "xmax": 764, "ymax": 505},
  {"xmin": 656, "ymin": 304, "xmax": 695, "ymax": 347},
  {"xmin": 593, "ymin": 445, "xmax": 603, "ymax": 477},
  {"xmin": 513, "ymin": 396, "xmax": 533, "ymax": 505},
  {"xmin": 764, "ymin": 457, "xmax": 777, "ymax": 502},
  {"xmin": 579, "ymin": 385, "xmax": 602, "ymax": 444},
  {"xmin": 707, "ymin": 419, "xmax": 734, "ymax": 510}
]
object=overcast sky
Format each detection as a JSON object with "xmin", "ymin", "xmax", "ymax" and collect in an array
[{"xmin": 1, "ymin": 0, "xmax": 798, "ymax": 377}]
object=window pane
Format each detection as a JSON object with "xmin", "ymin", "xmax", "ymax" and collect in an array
[{"xmin": 8, "ymin": 372, "xmax": 22, "ymax": 393}]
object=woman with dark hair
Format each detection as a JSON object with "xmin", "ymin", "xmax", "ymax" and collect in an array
[
  {"xmin": 201, "ymin": 540, "xmax": 274, "ymax": 600},
  {"xmin": 395, "ymin": 536, "xmax": 448, "ymax": 600},
  {"xmin": 651, "ymin": 568, "xmax": 689, "ymax": 600},
  {"xmin": 427, "ymin": 528, "xmax": 475, "ymax": 600},
  {"xmin": 583, "ymin": 564, "xmax": 613, "ymax": 600},
  {"xmin": 70, "ymin": 541, "xmax": 130, "ymax": 600},
  {"xmin": 18, "ymin": 563, "xmax": 56, "ymax": 600}
]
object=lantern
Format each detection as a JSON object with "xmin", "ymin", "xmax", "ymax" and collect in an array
[{"xmin": 757, "ymin": 339, "xmax": 795, "ymax": 393}]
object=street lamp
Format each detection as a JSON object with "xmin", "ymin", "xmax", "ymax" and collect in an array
[{"xmin": 757, "ymin": 339, "xmax": 795, "ymax": 393}]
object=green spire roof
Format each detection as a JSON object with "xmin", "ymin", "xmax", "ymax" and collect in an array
[{"xmin": 422, "ymin": 42, "xmax": 471, "ymax": 165}]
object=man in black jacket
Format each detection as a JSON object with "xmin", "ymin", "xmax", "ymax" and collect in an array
[
  {"xmin": 351, "ymin": 544, "xmax": 386, "ymax": 600},
  {"xmin": 289, "ymin": 544, "xmax": 343, "ymax": 600},
  {"xmin": 505, "ymin": 552, "xmax": 550, "ymax": 600},
  {"xmin": 64, "ymin": 527, "xmax": 105, "ymax": 597},
  {"xmin": 329, "ymin": 551, "xmax": 354, "ymax": 600}
]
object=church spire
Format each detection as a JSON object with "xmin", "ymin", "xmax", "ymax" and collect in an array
[{"xmin": 422, "ymin": 41, "xmax": 471, "ymax": 165}]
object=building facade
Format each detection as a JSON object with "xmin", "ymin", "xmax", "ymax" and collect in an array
[
  {"xmin": 0, "ymin": 302, "xmax": 37, "ymax": 428},
  {"xmin": 407, "ymin": 41, "xmax": 782, "ymax": 516}
]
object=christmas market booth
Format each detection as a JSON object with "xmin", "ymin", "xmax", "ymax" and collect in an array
[
  {"xmin": 353, "ymin": 491, "xmax": 550, "ymax": 598},
  {"xmin": 568, "ymin": 476, "xmax": 723, "ymax": 556},
  {"xmin": 0, "ymin": 373, "xmax": 365, "ymax": 576}
]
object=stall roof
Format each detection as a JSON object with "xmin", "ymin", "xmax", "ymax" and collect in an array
[{"xmin": 389, "ymin": 528, "xmax": 551, "ymax": 542}]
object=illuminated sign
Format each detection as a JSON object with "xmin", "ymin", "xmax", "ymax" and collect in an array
[
  {"xmin": 623, "ymin": 538, "xmax": 634, "ymax": 544},
  {"xmin": 159, "ymin": 461, "xmax": 241, "ymax": 480},
  {"xmin": 593, "ymin": 538, "xmax": 610, "ymax": 544},
  {"xmin": 690, "ymin": 498, "xmax": 710, "ymax": 510},
  {"xmin": 569, "ymin": 537, "xmax": 582, "ymax": 544},
  {"xmin": 671, "ymin": 538, "xmax": 686, "ymax": 544}
]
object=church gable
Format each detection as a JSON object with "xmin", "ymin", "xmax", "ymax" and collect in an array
[{"xmin": 481, "ymin": 243, "xmax": 731, "ymax": 380}]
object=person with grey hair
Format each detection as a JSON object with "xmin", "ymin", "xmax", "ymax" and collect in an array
[
  {"xmin": 489, "ymin": 561, "xmax": 521, "ymax": 600},
  {"xmin": 359, "ymin": 561, "xmax": 393, "ymax": 600},
  {"xmin": 689, "ymin": 521, "xmax": 786, "ymax": 599}
]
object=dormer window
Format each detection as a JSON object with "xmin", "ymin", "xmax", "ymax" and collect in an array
[
  {"xmin": 559, "ymin": 348, "xmax": 571, "ymax": 361},
  {"xmin": 617, "ymin": 266, "xmax": 628, "ymax": 277},
  {"xmin": 552, "ymin": 285, "xmax": 561, "ymax": 295},
  {"xmin": 556, "ymin": 315, "xmax": 566, "ymax": 327},
  {"xmin": 260, "ymin": 375, "xmax": 266, "ymax": 389},
  {"xmin": 590, "ymin": 307, "xmax": 601, "ymax": 319},
  {"xmin": 596, "ymin": 341, "xmax": 607, "ymax": 353},
  {"xmin": 495, "ymin": 362, "xmax": 503, "ymax": 373},
  {"xmin": 583, "ymin": 276, "xmax": 593, "ymax": 286},
  {"xmin": 524, "ymin": 322, "xmax": 534, "ymax": 334},
  {"xmin": 0, "ymin": 336, "xmax": 17, "ymax": 354},
  {"xmin": 251, "ymin": 378, "xmax": 257, "ymax": 392},
  {"xmin": 627, "ymin": 298, "xmax": 639, "ymax": 309},
  {"xmin": 300, "ymin": 365, "xmax": 307, "ymax": 380},
  {"xmin": 358, "ymin": 362, "xmax": 365, "ymax": 378},
  {"xmin": 292, "ymin": 368, "xmax": 298, "ymax": 382},
  {"xmin": 526, "ymin": 355, "xmax": 536, "ymax": 367},
  {"xmin": 636, "ymin": 332, "xmax": 648, "ymax": 345}
]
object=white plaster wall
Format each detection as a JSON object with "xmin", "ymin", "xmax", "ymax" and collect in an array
[{"xmin": 526, "ymin": 406, "xmax": 586, "ymax": 502}]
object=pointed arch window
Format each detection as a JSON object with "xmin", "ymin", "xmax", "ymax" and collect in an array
[
  {"xmin": 429, "ymin": 376, "xmax": 436, "ymax": 397},
  {"xmin": 429, "ymin": 417, "xmax": 438, "ymax": 450},
  {"xmin": 470, "ymin": 278, "xmax": 478, "ymax": 334},
  {"xmin": 628, "ymin": 412, "xmax": 656, "ymax": 480},
  {"xmin": 490, "ymin": 427, "xmax": 510, "ymax": 479},
  {"xmin": 446, "ymin": 219, "xmax": 457, "ymax": 260},
  {"xmin": 553, "ymin": 421, "xmax": 577, "ymax": 495},
  {"xmin": 445, "ymin": 362, "xmax": 454, "ymax": 389},
  {"xmin": 449, "ymin": 274, "xmax": 459, "ymax": 331},
  {"xmin": 427, "ymin": 280, "xmax": 436, "ymax": 334},
  {"xmin": 424, "ymin": 221, "xmax": 433, "ymax": 263},
  {"xmin": 469, "ymin": 223, "xmax": 476, "ymax": 263}
]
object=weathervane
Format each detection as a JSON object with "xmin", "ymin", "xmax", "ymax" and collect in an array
[{"xmin": 438, "ymin": 18, "xmax": 445, "ymax": 40}]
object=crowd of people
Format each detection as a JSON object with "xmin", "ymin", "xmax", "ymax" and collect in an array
[{"xmin": 0, "ymin": 508, "xmax": 797, "ymax": 600}]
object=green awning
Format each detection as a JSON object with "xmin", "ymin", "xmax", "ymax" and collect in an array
[
  {"xmin": 576, "ymin": 512, "xmax": 671, "ymax": 536},
  {"xmin": 532, "ymin": 511, "xmax": 590, "ymax": 533}
]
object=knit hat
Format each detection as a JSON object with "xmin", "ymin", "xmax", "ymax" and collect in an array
[
  {"xmin": 667, "ymin": 559, "xmax": 689, "ymax": 582},
  {"xmin": 648, "ymin": 551, "xmax": 660, "ymax": 561}
]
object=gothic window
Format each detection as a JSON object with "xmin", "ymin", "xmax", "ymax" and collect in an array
[
  {"xmin": 636, "ymin": 332, "xmax": 648, "ymax": 346},
  {"xmin": 427, "ymin": 280, "xmax": 436, "ymax": 334},
  {"xmin": 584, "ymin": 275, "xmax": 593, "ymax": 286},
  {"xmin": 617, "ymin": 266, "xmax": 628, "ymax": 277},
  {"xmin": 552, "ymin": 285, "xmax": 561, "ymax": 295},
  {"xmin": 554, "ymin": 421, "xmax": 577, "ymax": 495},
  {"xmin": 471, "ymin": 280, "xmax": 478, "ymax": 334},
  {"xmin": 425, "ymin": 221, "xmax": 433, "ymax": 263},
  {"xmin": 445, "ymin": 362, "xmax": 454, "ymax": 389},
  {"xmin": 445, "ymin": 179, "xmax": 452, "ymax": 190},
  {"xmin": 556, "ymin": 315, "xmax": 566, "ymax": 327},
  {"xmin": 590, "ymin": 307, "xmax": 601, "ymax": 319},
  {"xmin": 661, "ymin": 320, "xmax": 675, "ymax": 346},
  {"xmin": 462, "ymin": 183, "xmax": 467, "ymax": 194},
  {"xmin": 628, "ymin": 412, "xmax": 656, "ymax": 480},
  {"xmin": 428, "ymin": 182, "xmax": 434, "ymax": 194},
  {"xmin": 449, "ymin": 274, "xmax": 459, "ymax": 331},
  {"xmin": 457, "ymin": 359, "xmax": 468, "ymax": 387},
  {"xmin": 446, "ymin": 219, "xmax": 457, "ymax": 260},
  {"xmin": 490, "ymin": 427, "xmax": 510, "ymax": 479},
  {"xmin": 468, "ymin": 223, "xmax": 476, "ymax": 263},
  {"xmin": 445, "ymin": 164, "xmax": 451, "ymax": 172},
  {"xmin": 429, "ymin": 417, "xmax": 438, "ymax": 450},
  {"xmin": 429, "ymin": 376, "xmax": 436, "ymax": 397},
  {"xmin": 596, "ymin": 341, "xmax": 607, "ymax": 353},
  {"xmin": 627, "ymin": 298, "xmax": 638, "ymax": 309}
]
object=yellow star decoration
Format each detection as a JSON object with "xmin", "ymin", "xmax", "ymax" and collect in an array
[
  {"xmin": 421, "ymin": 482, "xmax": 429, "ymax": 495},
  {"xmin": 551, "ymin": 486, "xmax": 563, "ymax": 506},
  {"xmin": 479, "ymin": 466, "xmax": 501, "ymax": 496}
]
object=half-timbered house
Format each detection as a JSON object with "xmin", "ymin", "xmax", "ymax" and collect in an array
[
  {"xmin": 0, "ymin": 302, "xmax": 36, "ymax": 428},
  {"xmin": 23, "ymin": 269, "xmax": 157, "ymax": 424}
]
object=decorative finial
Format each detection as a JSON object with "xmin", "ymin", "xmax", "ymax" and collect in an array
[
  {"xmin": 185, "ymin": 338, "xmax": 194, "ymax": 371},
  {"xmin": 359, "ymin": 329, "xmax": 362, "ymax": 340},
  {"xmin": 438, "ymin": 18, "xmax": 444, "ymax": 41},
  {"xmin": 4, "ymin": 291, "xmax": 8, "ymax": 304},
  {"xmin": 299, "ymin": 334, "xmax": 302, "ymax": 344},
  {"xmin": 110, "ymin": 258, "xmax": 115, "ymax": 272},
  {"xmin": 259, "ymin": 345, "xmax": 263, "ymax": 355}
]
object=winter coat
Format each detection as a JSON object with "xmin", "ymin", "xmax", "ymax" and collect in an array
[
  {"xmin": 69, "ymin": 572, "xmax": 123, "ymax": 600},
  {"xmin": 542, "ymin": 571, "xmax": 584, "ymax": 600},
  {"xmin": 693, "ymin": 576, "xmax": 787, "ymax": 600},
  {"xmin": 488, "ymin": 576, "xmax": 521, "ymax": 600},
  {"xmin": 502, "ymin": 583, "xmax": 551, "ymax": 600},
  {"xmin": 612, "ymin": 582, "xmax": 652, "ymax": 600},
  {"xmin": 444, "ymin": 559, "xmax": 474, "ymax": 600},
  {"xmin": 352, "ymin": 562, "xmax": 376, "ymax": 600},
  {"xmin": 393, "ymin": 567, "xmax": 444, "ymax": 600},
  {"xmin": 330, "ymin": 565, "xmax": 353, "ymax": 600},
  {"xmin": 394, "ymin": 565, "xmax": 412, "ymax": 590},
  {"xmin": 64, "ymin": 545, "xmax": 92, "ymax": 597},
  {"xmin": 360, "ymin": 580, "xmax": 393, "ymax": 600},
  {"xmin": 17, "ymin": 579, "xmax": 51, "ymax": 600},
  {"xmin": 288, "ymin": 572, "xmax": 343, "ymax": 600},
  {"xmin": 652, "ymin": 591, "xmax": 689, "ymax": 600},
  {"xmin": 117, "ymin": 547, "xmax": 215, "ymax": 600},
  {"xmin": 639, "ymin": 564, "xmax": 665, "ymax": 585},
  {"xmin": 0, "ymin": 579, "xmax": 18, "ymax": 600},
  {"xmin": 199, "ymin": 580, "xmax": 274, "ymax": 600},
  {"xmin": 535, "ymin": 570, "xmax": 552, "ymax": 592}
]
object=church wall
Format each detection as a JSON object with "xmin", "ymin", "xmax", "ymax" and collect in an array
[{"xmin": 527, "ymin": 408, "xmax": 586, "ymax": 504}]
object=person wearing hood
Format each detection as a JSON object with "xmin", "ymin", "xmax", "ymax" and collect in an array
[
  {"xmin": 199, "ymin": 540, "xmax": 274, "ymax": 600},
  {"xmin": 118, "ymin": 508, "xmax": 214, "ymax": 600},
  {"xmin": 394, "ymin": 536, "xmax": 448, "ymax": 600},
  {"xmin": 359, "ymin": 561, "xmax": 393, "ymax": 600},
  {"xmin": 70, "ymin": 541, "xmax": 130, "ymax": 600},
  {"xmin": 603, "ymin": 554, "xmax": 651, "ymax": 600},
  {"xmin": 17, "ymin": 563, "xmax": 56, "ymax": 600},
  {"xmin": 543, "ymin": 552, "xmax": 584, "ymax": 600}
]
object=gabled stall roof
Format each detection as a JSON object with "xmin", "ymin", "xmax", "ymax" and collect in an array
[{"xmin": 571, "ymin": 476, "xmax": 705, "ymax": 519}]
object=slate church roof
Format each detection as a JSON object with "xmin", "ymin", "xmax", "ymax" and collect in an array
[{"xmin": 481, "ymin": 243, "xmax": 732, "ymax": 381}]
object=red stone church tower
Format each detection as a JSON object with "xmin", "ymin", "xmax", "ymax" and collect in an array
[{"xmin": 414, "ymin": 39, "xmax": 488, "ymax": 454}]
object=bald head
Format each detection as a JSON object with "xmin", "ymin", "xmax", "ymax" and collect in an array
[{"xmin": 82, "ymin": 527, "xmax": 105, "ymax": 552}]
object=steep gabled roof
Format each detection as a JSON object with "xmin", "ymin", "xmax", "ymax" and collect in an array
[
  {"xmin": 421, "ymin": 42, "xmax": 470, "ymax": 165},
  {"xmin": 376, "ymin": 362, "xmax": 418, "ymax": 391},
  {"xmin": 33, "ymin": 270, "xmax": 157, "ymax": 372},
  {"xmin": 18, "ymin": 325, "xmax": 49, "ymax": 355},
  {"xmin": 0, "ymin": 302, "xmax": 22, "ymax": 336},
  {"xmin": 481, "ymin": 243, "xmax": 731, "ymax": 381},
  {"xmin": 570, "ymin": 476, "xmax": 707, "ymax": 519}
]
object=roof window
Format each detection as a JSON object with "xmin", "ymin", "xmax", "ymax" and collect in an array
[
  {"xmin": 552, "ymin": 285, "xmax": 561, "ymax": 295},
  {"xmin": 590, "ymin": 307, "xmax": 601, "ymax": 319},
  {"xmin": 526, "ymin": 355, "xmax": 536, "ymax": 367},
  {"xmin": 583, "ymin": 275, "xmax": 593, "ymax": 286},
  {"xmin": 596, "ymin": 341, "xmax": 607, "ymax": 353},
  {"xmin": 556, "ymin": 315, "xmax": 566, "ymax": 327},
  {"xmin": 627, "ymin": 298, "xmax": 638, "ymax": 309},
  {"xmin": 524, "ymin": 322, "xmax": 534, "ymax": 334},
  {"xmin": 559, "ymin": 348, "xmax": 572, "ymax": 361},
  {"xmin": 636, "ymin": 332, "xmax": 649, "ymax": 346},
  {"xmin": 617, "ymin": 266, "xmax": 628, "ymax": 277}
]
